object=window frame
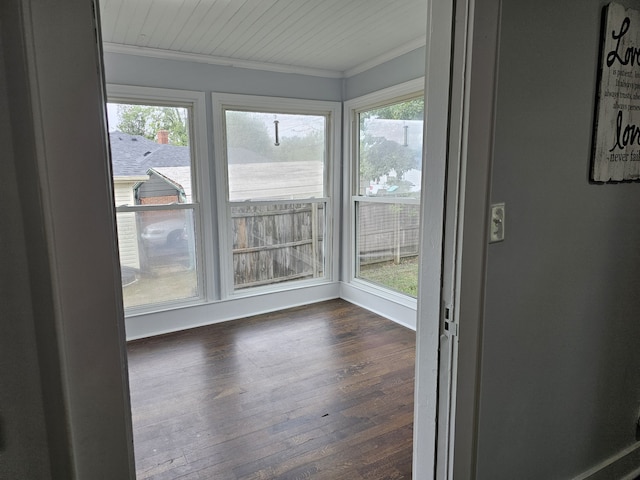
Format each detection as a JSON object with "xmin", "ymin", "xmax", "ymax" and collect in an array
[
  {"xmin": 107, "ymin": 84, "xmax": 213, "ymax": 315},
  {"xmin": 343, "ymin": 78, "xmax": 425, "ymax": 307},
  {"xmin": 212, "ymin": 93, "xmax": 341, "ymax": 299}
]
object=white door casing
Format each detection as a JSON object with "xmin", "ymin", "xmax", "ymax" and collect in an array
[{"xmin": 413, "ymin": 0, "xmax": 499, "ymax": 478}]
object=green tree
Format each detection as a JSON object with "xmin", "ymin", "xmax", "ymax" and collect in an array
[
  {"xmin": 367, "ymin": 98, "xmax": 424, "ymax": 121},
  {"xmin": 225, "ymin": 111, "xmax": 272, "ymax": 155},
  {"xmin": 274, "ymin": 130, "xmax": 324, "ymax": 162},
  {"xmin": 360, "ymin": 135, "xmax": 417, "ymax": 184},
  {"xmin": 359, "ymin": 97, "xmax": 423, "ymax": 188},
  {"xmin": 116, "ymin": 104, "xmax": 189, "ymax": 146}
]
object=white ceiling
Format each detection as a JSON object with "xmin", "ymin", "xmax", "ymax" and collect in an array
[{"xmin": 99, "ymin": 0, "xmax": 428, "ymax": 78}]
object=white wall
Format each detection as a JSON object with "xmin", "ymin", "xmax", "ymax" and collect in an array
[{"xmin": 474, "ymin": 0, "xmax": 640, "ymax": 478}]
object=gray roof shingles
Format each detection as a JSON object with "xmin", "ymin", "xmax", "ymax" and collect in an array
[{"xmin": 109, "ymin": 131, "xmax": 190, "ymax": 177}]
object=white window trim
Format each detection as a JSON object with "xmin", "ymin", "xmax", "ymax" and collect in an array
[
  {"xmin": 342, "ymin": 78, "xmax": 425, "ymax": 311},
  {"xmin": 106, "ymin": 84, "xmax": 214, "ymax": 314},
  {"xmin": 212, "ymin": 92, "xmax": 341, "ymax": 300}
]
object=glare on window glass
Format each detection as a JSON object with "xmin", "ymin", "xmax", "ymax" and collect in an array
[
  {"xmin": 355, "ymin": 97, "xmax": 424, "ymax": 298},
  {"xmin": 358, "ymin": 98, "xmax": 424, "ymax": 198},
  {"xmin": 225, "ymin": 111, "xmax": 325, "ymax": 201},
  {"xmin": 224, "ymin": 109, "xmax": 328, "ymax": 291}
]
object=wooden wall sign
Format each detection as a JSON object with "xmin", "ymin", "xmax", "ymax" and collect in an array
[{"xmin": 592, "ymin": 2, "xmax": 640, "ymax": 182}]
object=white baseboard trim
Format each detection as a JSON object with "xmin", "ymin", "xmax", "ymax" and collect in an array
[
  {"xmin": 125, "ymin": 283, "xmax": 340, "ymax": 340},
  {"xmin": 125, "ymin": 281, "xmax": 417, "ymax": 340},
  {"xmin": 574, "ymin": 442, "xmax": 640, "ymax": 480},
  {"xmin": 339, "ymin": 281, "xmax": 417, "ymax": 330}
]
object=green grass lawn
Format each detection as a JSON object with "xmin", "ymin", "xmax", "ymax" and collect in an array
[{"xmin": 359, "ymin": 256, "xmax": 419, "ymax": 297}]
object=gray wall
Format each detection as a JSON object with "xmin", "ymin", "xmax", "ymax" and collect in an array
[
  {"xmin": 104, "ymin": 46, "xmax": 426, "ymax": 103},
  {"xmin": 0, "ymin": 20, "xmax": 52, "ymax": 479},
  {"xmin": 1, "ymin": 0, "xmax": 135, "ymax": 478},
  {"xmin": 343, "ymin": 46, "xmax": 426, "ymax": 100},
  {"xmin": 476, "ymin": 1, "xmax": 640, "ymax": 478},
  {"xmin": 104, "ymin": 52, "xmax": 343, "ymax": 102}
]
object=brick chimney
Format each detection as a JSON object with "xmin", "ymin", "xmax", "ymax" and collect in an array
[{"xmin": 157, "ymin": 129, "xmax": 169, "ymax": 144}]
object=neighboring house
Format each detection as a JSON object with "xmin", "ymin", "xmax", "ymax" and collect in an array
[
  {"xmin": 137, "ymin": 166, "xmax": 192, "ymax": 204},
  {"xmin": 109, "ymin": 131, "xmax": 190, "ymax": 269},
  {"xmin": 111, "ymin": 135, "xmax": 319, "ymax": 273}
]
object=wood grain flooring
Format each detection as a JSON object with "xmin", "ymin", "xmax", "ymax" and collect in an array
[{"xmin": 127, "ymin": 299, "xmax": 416, "ymax": 479}]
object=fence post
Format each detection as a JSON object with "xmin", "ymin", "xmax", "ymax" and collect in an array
[
  {"xmin": 311, "ymin": 202, "xmax": 319, "ymax": 277},
  {"xmin": 395, "ymin": 205, "xmax": 401, "ymax": 264}
]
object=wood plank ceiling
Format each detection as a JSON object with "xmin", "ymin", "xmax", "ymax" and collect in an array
[{"xmin": 99, "ymin": 0, "xmax": 428, "ymax": 78}]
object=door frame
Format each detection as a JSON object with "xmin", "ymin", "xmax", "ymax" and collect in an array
[
  {"xmin": 412, "ymin": 0, "xmax": 458, "ymax": 475},
  {"xmin": 413, "ymin": 0, "xmax": 501, "ymax": 477},
  {"xmin": 0, "ymin": 0, "xmax": 136, "ymax": 477},
  {"xmin": 448, "ymin": 0, "xmax": 501, "ymax": 477}
]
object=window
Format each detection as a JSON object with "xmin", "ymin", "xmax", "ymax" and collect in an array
[
  {"xmin": 351, "ymin": 92, "xmax": 424, "ymax": 298},
  {"xmin": 107, "ymin": 86, "xmax": 208, "ymax": 311},
  {"xmin": 213, "ymin": 94, "xmax": 340, "ymax": 296}
]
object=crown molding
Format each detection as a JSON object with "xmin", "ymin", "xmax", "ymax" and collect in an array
[
  {"xmin": 102, "ymin": 37, "xmax": 427, "ymax": 80},
  {"xmin": 344, "ymin": 36, "xmax": 427, "ymax": 78},
  {"xmin": 102, "ymin": 43, "xmax": 344, "ymax": 79}
]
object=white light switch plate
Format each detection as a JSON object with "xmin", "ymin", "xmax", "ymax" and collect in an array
[{"xmin": 490, "ymin": 203, "xmax": 505, "ymax": 243}]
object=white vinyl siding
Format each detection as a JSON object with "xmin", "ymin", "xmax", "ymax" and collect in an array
[{"xmin": 113, "ymin": 179, "xmax": 145, "ymax": 269}]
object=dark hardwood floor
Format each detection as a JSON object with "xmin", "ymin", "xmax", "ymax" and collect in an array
[{"xmin": 127, "ymin": 299, "xmax": 416, "ymax": 479}]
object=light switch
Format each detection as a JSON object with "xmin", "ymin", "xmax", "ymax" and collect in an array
[{"xmin": 490, "ymin": 203, "xmax": 505, "ymax": 243}]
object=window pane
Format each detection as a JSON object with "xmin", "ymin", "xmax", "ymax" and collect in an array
[
  {"xmin": 118, "ymin": 208, "xmax": 199, "ymax": 309},
  {"xmin": 231, "ymin": 202, "xmax": 325, "ymax": 289},
  {"xmin": 107, "ymin": 101, "xmax": 201, "ymax": 310},
  {"xmin": 358, "ymin": 98, "xmax": 424, "ymax": 198},
  {"xmin": 108, "ymin": 103, "xmax": 193, "ymax": 206},
  {"xmin": 356, "ymin": 201, "xmax": 420, "ymax": 297},
  {"xmin": 225, "ymin": 111, "xmax": 325, "ymax": 201}
]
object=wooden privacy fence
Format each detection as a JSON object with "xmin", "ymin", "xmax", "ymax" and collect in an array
[
  {"xmin": 232, "ymin": 202, "xmax": 325, "ymax": 289},
  {"xmin": 230, "ymin": 200, "xmax": 419, "ymax": 289},
  {"xmin": 357, "ymin": 201, "xmax": 420, "ymax": 265}
]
